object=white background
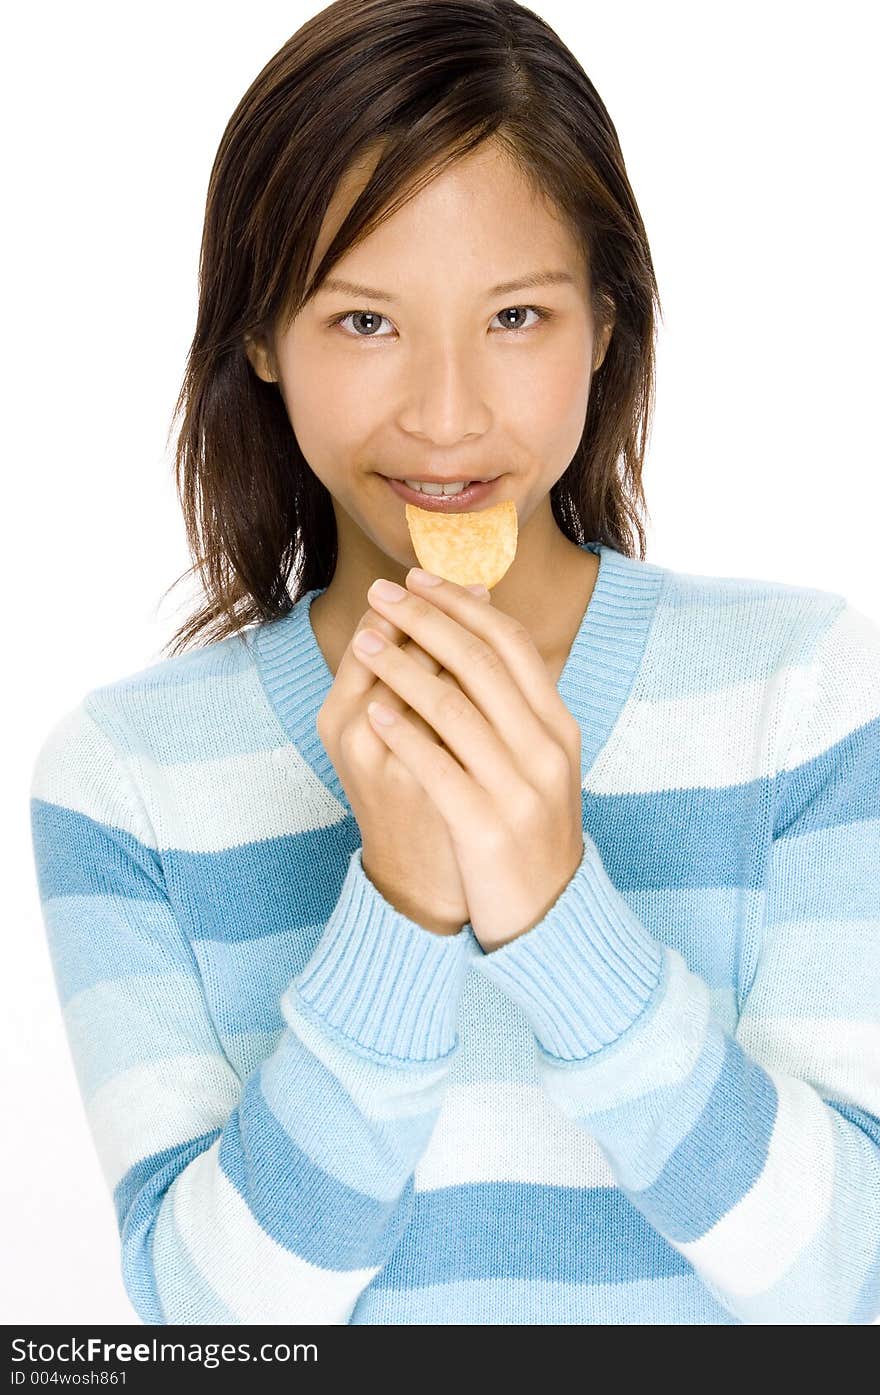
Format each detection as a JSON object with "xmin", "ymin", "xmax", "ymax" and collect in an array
[{"xmin": 4, "ymin": 0, "xmax": 878, "ymax": 1323}]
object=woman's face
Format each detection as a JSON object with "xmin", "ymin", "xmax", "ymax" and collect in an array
[{"xmin": 246, "ymin": 137, "xmax": 612, "ymax": 577}]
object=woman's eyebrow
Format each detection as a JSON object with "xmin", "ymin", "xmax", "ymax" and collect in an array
[{"xmin": 316, "ymin": 269, "xmax": 576, "ymax": 303}]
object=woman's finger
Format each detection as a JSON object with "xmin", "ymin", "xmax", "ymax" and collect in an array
[
  {"xmin": 332, "ymin": 608, "xmax": 406, "ymax": 702},
  {"xmin": 372, "ymin": 641, "xmax": 444, "ymax": 744},
  {"xmin": 335, "ymin": 586, "xmax": 492, "ymax": 704}
]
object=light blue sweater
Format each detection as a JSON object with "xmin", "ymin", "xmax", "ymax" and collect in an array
[{"xmin": 29, "ymin": 541, "xmax": 880, "ymax": 1325}]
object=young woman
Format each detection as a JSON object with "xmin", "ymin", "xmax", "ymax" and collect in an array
[{"xmin": 30, "ymin": 0, "xmax": 880, "ymax": 1325}]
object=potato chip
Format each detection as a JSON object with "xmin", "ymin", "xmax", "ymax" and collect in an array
[{"xmin": 405, "ymin": 498, "xmax": 518, "ymax": 590}]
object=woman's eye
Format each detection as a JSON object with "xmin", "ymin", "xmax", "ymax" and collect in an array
[
  {"xmin": 330, "ymin": 305, "xmax": 551, "ymax": 338},
  {"xmin": 333, "ymin": 310, "xmax": 394, "ymax": 338},
  {"xmin": 490, "ymin": 305, "xmax": 548, "ymax": 333}
]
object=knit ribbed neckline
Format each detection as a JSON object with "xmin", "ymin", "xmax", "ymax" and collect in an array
[{"xmin": 250, "ymin": 541, "xmax": 668, "ymax": 810}]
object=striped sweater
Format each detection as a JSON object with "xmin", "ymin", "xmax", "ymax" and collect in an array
[{"xmin": 28, "ymin": 541, "xmax": 880, "ymax": 1325}]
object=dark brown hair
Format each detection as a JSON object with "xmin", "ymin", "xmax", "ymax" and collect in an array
[{"xmin": 160, "ymin": 0, "xmax": 662, "ymax": 657}]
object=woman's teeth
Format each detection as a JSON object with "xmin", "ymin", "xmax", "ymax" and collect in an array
[{"xmin": 403, "ymin": 479, "xmax": 478, "ymax": 495}]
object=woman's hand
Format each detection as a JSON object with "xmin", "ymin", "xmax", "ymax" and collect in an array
[
  {"xmin": 354, "ymin": 570, "xmax": 584, "ymax": 952},
  {"xmin": 315, "ymin": 596, "xmax": 490, "ymax": 937}
]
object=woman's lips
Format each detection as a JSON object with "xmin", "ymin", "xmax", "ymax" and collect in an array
[{"xmin": 382, "ymin": 476, "xmax": 501, "ymax": 510}]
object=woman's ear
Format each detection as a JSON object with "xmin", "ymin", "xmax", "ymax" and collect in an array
[
  {"xmin": 592, "ymin": 318, "xmax": 614, "ymax": 373},
  {"xmin": 243, "ymin": 332, "xmax": 278, "ymax": 384},
  {"xmin": 590, "ymin": 288, "xmax": 616, "ymax": 373}
]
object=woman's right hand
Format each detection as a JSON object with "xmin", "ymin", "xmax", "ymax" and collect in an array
[{"xmin": 316, "ymin": 597, "xmax": 489, "ymax": 937}]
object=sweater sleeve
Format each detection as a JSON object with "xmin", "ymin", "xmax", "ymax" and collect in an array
[
  {"xmin": 29, "ymin": 697, "xmax": 479, "ymax": 1325},
  {"xmin": 472, "ymin": 596, "xmax": 880, "ymax": 1325}
]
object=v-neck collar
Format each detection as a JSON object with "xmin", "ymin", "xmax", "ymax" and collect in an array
[{"xmin": 249, "ymin": 541, "xmax": 668, "ymax": 812}]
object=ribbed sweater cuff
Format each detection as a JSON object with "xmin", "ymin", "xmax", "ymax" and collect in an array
[
  {"xmin": 292, "ymin": 846, "xmax": 479, "ymax": 1065},
  {"xmin": 475, "ymin": 835, "xmax": 666, "ymax": 1061}
]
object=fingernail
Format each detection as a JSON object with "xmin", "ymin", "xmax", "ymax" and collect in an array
[
  {"xmin": 370, "ymin": 578, "xmax": 407, "ymax": 603},
  {"xmin": 466, "ymin": 584, "xmax": 490, "ymax": 597},
  {"xmin": 354, "ymin": 629, "xmax": 385, "ymax": 654},
  {"xmin": 367, "ymin": 700, "xmax": 397, "ymax": 726},
  {"xmin": 408, "ymin": 568, "xmax": 443, "ymax": 586}
]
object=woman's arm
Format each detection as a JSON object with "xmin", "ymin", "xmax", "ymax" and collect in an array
[
  {"xmin": 474, "ymin": 595, "xmax": 880, "ymax": 1324},
  {"xmin": 30, "ymin": 699, "xmax": 478, "ymax": 1324}
]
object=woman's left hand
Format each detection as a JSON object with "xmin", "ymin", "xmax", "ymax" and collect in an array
[{"xmin": 352, "ymin": 567, "xmax": 585, "ymax": 951}]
